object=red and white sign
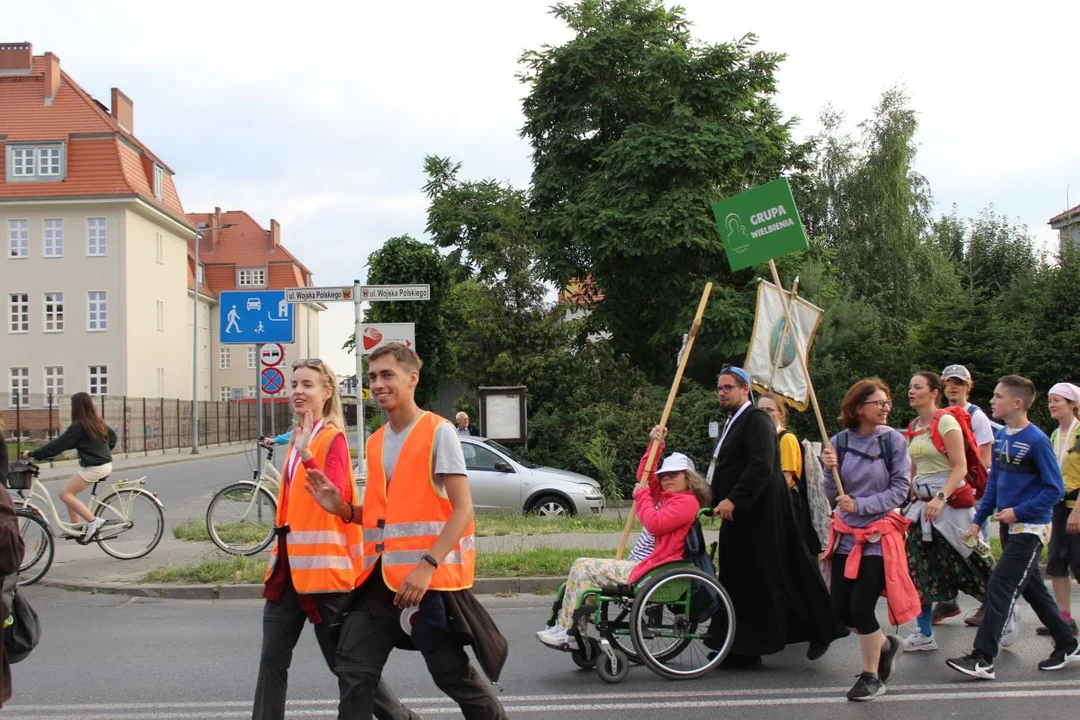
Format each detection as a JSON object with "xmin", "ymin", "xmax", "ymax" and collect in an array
[
  {"xmin": 260, "ymin": 343, "xmax": 284, "ymax": 367},
  {"xmin": 360, "ymin": 323, "xmax": 415, "ymax": 356}
]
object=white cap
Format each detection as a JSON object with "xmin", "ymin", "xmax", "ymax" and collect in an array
[
  {"xmin": 656, "ymin": 452, "xmax": 695, "ymax": 475},
  {"xmin": 942, "ymin": 364, "xmax": 972, "ymax": 382}
]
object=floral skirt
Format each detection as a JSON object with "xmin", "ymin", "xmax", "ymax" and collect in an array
[
  {"xmin": 906, "ymin": 526, "xmax": 991, "ymax": 604},
  {"xmin": 557, "ymin": 558, "xmax": 638, "ymax": 628}
]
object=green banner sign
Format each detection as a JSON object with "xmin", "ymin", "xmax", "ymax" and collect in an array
[{"xmin": 711, "ymin": 177, "xmax": 809, "ymax": 271}]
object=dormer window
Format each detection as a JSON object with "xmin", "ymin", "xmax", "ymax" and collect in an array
[
  {"xmin": 237, "ymin": 267, "xmax": 267, "ymax": 287},
  {"xmin": 152, "ymin": 164, "xmax": 164, "ymax": 199},
  {"xmin": 5, "ymin": 143, "xmax": 65, "ymax": 182}
]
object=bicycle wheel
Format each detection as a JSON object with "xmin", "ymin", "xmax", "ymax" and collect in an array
[
  {"xmin": 206, "ymin": 482, "xmax": 277, "ymax": 555},
  {"xmin": 16, "ymin": 510, "xmax": 54, "ymax": 586},
  {"xmin": 94, "ymin": 488, "xmax": 165, "ymax": 559}
]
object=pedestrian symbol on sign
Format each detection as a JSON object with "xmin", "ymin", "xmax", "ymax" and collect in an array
[
  {"xmin": 255, "ymin": 321, "xmax": 264, "ymax": 334},
  {"xmin": 226, "ymin": 305, "xmax": 241, "ymax": 334}
]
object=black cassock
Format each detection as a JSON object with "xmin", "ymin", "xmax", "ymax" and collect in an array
[{"xmin": 708, "ymin": 406, "xmax": 846, "ymax": 659}]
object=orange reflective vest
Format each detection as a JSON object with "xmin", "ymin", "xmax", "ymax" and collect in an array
[
  {"xmin": 358, "ymin": 411, "xmax": 475, "ymax": 592},
  {"xmin": 264, "ymin": 425, "xmax": 364, "ymax": 593}
]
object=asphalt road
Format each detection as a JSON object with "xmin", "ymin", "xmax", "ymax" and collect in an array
[{"xmin": 4, "ymin": 587, "xmax": 1079, "ymax": 719}]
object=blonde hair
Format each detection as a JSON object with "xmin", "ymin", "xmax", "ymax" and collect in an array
[{"xmin": 293, "ymin": 361, "xmax": 345, "ymax": 430}]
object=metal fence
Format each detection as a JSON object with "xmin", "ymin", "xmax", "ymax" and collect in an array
[{"xmin": 0, "ymin": 392, "xmax": 292, "ymax": 457}]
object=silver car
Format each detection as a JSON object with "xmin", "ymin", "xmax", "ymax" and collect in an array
[{"xmin": 461, "ymin": 437, "xmax": 605, "ymax": 516}]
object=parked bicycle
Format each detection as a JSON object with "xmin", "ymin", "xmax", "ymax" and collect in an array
[
  {"xmin": 205, "ymin": 440, "xmax": 279, "ymax": 555},
  {"xmin": 6, "ymin": 460, "xmax": 165, "ymax": 586}
]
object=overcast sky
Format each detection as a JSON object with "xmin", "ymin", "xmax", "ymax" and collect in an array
[{"xmin": 12, "ymin": 0, "xmax": 1078, "ymax": 375}]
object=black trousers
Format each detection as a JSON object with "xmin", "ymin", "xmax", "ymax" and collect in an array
[
  {"xmin": 974, "ymin": 526, "xmax": 1075, "ymax": 659},
  {"xmin": 252, "ymin": 579, "xmax": 419, "ymax": 720},
  {"xmin": 829, "ymin": 554, "xmax": 886, "ymax": 635},
  {"xmin": 336, "ymin": 576, "xmax": 506, "ymax": 720}
]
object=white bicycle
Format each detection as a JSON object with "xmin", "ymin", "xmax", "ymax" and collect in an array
[
  {"xmin": 7, "ymin": 460, "xmax": 166, "ymax": 586},
  {"xmin": 205, "ymin": 441, "xmax": 280, "ymax": 555}
]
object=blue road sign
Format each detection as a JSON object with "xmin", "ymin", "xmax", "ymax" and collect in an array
[
  {"xmin": 261, "ymin": 367, "xmax": 285, "ymax": 395},
  {"xmin": 219, "ymin": 290, "xmax": 294, "ymax": 344}
]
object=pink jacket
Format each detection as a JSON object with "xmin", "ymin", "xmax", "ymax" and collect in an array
[
  {"xmin": 822, "ymin": 513, "xmax": 920, "ymax": 626},
  {"xmin": 628, "ymin": 444, "xmax": 702, "ymax": 584}
]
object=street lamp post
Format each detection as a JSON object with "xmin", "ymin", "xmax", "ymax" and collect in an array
[{"xmin": 191, "ymin": 223, "xmax": 233, "ymax": 454}]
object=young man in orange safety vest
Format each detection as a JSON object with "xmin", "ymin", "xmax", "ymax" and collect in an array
[{"xmin": 305, "ymin": 343, "xmax": 506, "ymax": 719}]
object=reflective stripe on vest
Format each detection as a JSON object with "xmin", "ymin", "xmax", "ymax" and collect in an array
[
  {"xmin": 263, "ymin": 427, "xmax": 364, "ymax": 592},
  {"xmin": 359, "ymin": 411, "xmax": 476, "ymax": 592}
]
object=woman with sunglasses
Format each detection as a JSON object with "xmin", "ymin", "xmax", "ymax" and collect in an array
[
  {"xmin": 821, "ymin": 379, "xmax": 918, "ymax": 701},
  {"xmin": 253, "ymin": 358, "xmax": 415, "ymax": 720}
]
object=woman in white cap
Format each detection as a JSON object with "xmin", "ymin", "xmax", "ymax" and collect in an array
[
  {"xmin": 536, "ymin": 425, "xmax": 710, "ymax": 649},
  {"xmin": 1040, "ymin": 382, "xmax": 1080, "ymax": 637}
]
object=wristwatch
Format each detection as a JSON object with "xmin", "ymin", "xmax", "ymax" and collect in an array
[{"xmin": 935, "ymin": 491, "xmax": 947, "ymax": 502}]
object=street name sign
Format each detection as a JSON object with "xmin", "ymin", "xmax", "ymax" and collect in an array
[
  {"xmin": 219, "ymin": 291, "xmax": 294, "ymax": 344},
  {"xmin": 711, "ymin": 178, "xmax": 809, "ymax": 272},
  {"xmin": 285, "ymin": 286, "xmax": 353, "ymax": 303},
  {"xmin": 360, "ymin": 284, "xmax": 430, "ymax": 302}
]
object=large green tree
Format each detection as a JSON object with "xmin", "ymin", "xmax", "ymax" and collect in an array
[{"xmin": 520, "ymin": 0, "xmax": 808, "ymax": 382}]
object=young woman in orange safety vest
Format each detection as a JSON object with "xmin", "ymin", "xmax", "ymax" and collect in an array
[
  {"xmin": 305, "ymin": 343, "xmax": 507, "ymax": 720},
  {"xmin": 252, "ymin": 358, "xmax": 417, "ymax": 720}
]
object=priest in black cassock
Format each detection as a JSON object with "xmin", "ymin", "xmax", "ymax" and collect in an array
[{"xmin": 706, "ymin": 366, "xmax": 846, "ymax": 667}]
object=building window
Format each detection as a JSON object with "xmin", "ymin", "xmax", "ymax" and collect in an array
[
  {"xmin": 6, "ymin": 144, "xmax": 64, "ymax": 182},
  {"xmin": 87, "ymin": 218, "xmax": 107, "ymax": 256},
  {"xmin": 44, "ymin": 366, "xmax": 64, "ymax": 403},
  {"xmin": 219, "ymin": 386, "xmax": 230, "ymax": 402},
  {"xmin": 157, "ymin": 368, "xmax": 165, "ymax": 398},
  {"xmin": 231, "ymin": 387, "xmax": 244, "ymax": 400},
  {"xmin": 43, "ymin": 219, "xmax": 63, "ymax": 257},
  {"xmin": 156, "ymin": 300, "xmax": 164, "ymax": 331},
  {"xmin": 43, "ymin": 292, "xmax": 64, "ymax": 332},
  {"xmin": 9, "ymin": 367, "xmax": 29, "ymax": 407},
  {"xmin": 153, "ymin": 165, "xmax": 164, "ymax": 199},
  {"xmin": 88, "ymin": 365, "xmax": 108, "ymax": 396},
  {"xmin": 8, "ymin": 220, "xmax": 28, "ymax": 258},
  {"xmin": 247, "ymin": 386, "xmax": 256, "ymax": 399},
  {"xmin": 247, "ymin": 346, "xmax": 257, "ymax": 369},
  {"xmin": 88, "ymin": 291, "xmax": 108, "ymax": 331},
  {"xmin": 220, "ymin": 347, "xmax": 231, "ymax": 369},
  {"xmin": 197, "ymin": 263, "xmax": 205, "ymax": 284},
  {"xmin": 8, "ymin": 294, "xmax": 28, "ymax": 333},
  {"xmin": 155, "ymin": 233, "xmax": 163, "ymax": 264},
  {"xmin": 237, "ymin": 268, "xmax": 267, "ymax": 287}
]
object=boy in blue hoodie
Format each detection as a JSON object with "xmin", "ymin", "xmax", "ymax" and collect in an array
[{"xmin": 947, "ymin": 375, "xmax": 1080, "ymax": 680}]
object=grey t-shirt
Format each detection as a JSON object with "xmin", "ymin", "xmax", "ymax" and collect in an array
[{"xmin": 381, "ymin": 414, "xmax": 467, "ymax": 488}]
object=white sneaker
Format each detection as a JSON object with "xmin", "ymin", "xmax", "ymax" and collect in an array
[
  {"xmin": 1000, "ymin": 607, "xmax": 1021, "ymax": 648},
  {"xmin": 903, "ymin": 631, "xmax": 938, "ymax": 652},
  {"xmin": 536, "ymin": 625, "xmax": 577, "ymax": 650},
  {"xmin": 81, "ymin": 516, "xmax": 106, "ymax": 542}
]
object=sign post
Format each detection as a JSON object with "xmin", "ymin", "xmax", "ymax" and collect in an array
[
  {"xmin": 353, "ymin": 279, "xmax": 364, "ymax": 475},
  {"xmin": 255, "ymin": 344, "xmax": 264, "ymax": 474}
]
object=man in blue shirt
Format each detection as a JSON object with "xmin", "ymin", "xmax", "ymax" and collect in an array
[{"xmin": 947, "ymin": 375, "xmax": 1080, "ymax": 679}]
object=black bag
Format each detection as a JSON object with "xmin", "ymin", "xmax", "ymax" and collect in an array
[
  {"xmin": 684, "ymin": 520, "xmax": 722, "ymax": 622},
  {"xmin": 2, "ymin": 572, "xmax": 41, "ymax": 663}
]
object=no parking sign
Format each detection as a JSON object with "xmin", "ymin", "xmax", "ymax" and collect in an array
[{"xmin": 260, "ymin": 367, "xmax": 285, "ymax": 395}]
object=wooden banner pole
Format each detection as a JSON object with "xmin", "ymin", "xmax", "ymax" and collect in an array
[
  {"xmin": 615, "ymin": 282, "xmax": 713, "ymax": 560},
  {"xmin": 767, "ymin": 260, "xmax": 843, "ymax": 496}
]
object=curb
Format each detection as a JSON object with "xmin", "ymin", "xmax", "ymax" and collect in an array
[
  {"xmin": 34, "ymin": 445, "xmax": 251, "ymax": 482},
  {"xmin": 37, "ymin": 575, "xmax": 566, "ymax": 600}
]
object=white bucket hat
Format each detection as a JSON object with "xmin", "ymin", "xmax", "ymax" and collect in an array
[{"xmin": 655, "ymin": 452, "xmax": 695, "ymax": 475}]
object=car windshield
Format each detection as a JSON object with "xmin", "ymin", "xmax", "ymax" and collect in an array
[{"xmin": 483, "ymin": 439, "xmax": 539, "ymax": 469}]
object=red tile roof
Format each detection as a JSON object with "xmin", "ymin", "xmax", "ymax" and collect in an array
[
  {"xmin": 0, "ymin": 48, "xmax": 190, "ymax": 228},
  {"xmin": 1050, "ymin": 204, "xmax": 1080, "ymax": 226},
  {"xmin": 187, "ymin": 210, "xmax": 313, "ymax": 300}
]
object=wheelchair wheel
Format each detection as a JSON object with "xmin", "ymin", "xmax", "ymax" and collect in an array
[
  {"xmin": 595, "ymin": 644, "xmax": 630, "ymax": 684},
  {"xmin": 571, "ymin": 636, "xmax": 601, "ymax": 669},
  {"xmin": 598, "ymin": 598, "xmax": 641, "ymax": 663},
  {"xmin": 630, "ymin": 566, "xmax": 735, "ymax": 680}
]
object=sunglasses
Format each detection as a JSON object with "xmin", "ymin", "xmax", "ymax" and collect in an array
[{"xmin": 291, "ymin": 358, "xmax": 325, "ymax": 370}]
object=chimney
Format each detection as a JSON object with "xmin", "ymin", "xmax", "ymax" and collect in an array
[
  {"xmin": 209, "ymin": 207, "xmax": 222, "ymax": 252},
  {"xmin": 270, "ymin": 219, "xmax": 281, "ymax": 250},
  {"xmin": 0, "ymin": 42, "xmax": 32, "ymax": 74},
  {"xmin": 43, "ymin": 52, "xmax": 60, "ymax": 102},
  {"xmin": 110, "ymin": 87, "xmax": 134, "ymax": 133}
]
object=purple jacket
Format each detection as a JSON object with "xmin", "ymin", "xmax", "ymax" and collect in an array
[{"xmin": 824, "ymin": 426, "xmax": 911, "ymax": 556}]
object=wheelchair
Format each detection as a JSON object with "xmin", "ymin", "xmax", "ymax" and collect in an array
[{"xmin": 543, "ymin": 509, "xmax": 735, "ymax": 683}]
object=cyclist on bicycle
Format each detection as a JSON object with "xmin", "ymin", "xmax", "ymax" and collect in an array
[
  {"xmin": 259, "ymin": 431, "xmax": 293, "ymax": 448},
  {"xmin": 22, "ymin": 392, "xmax": 116, "ymax": 543}
]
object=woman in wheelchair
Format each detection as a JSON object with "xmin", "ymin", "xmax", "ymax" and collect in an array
[{"xmin": 536, "ymin": 426, "xmax": 710, "ymax": 649}]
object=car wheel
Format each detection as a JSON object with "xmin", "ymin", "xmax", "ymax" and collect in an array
[{"xmin": 532, "ymin": 495, "xmax": 573, "ymax": 518}]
